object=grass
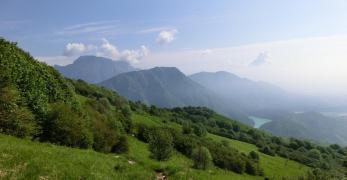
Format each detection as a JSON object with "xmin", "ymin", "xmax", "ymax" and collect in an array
[
  {"xmin": 0, "ymin": 113, "xmax": 310, "ymax": 179},
  {"xmin": 0, "ymin": 134, "xmax": 152, "ymax": 180},
  {"xmin": 209, "ymin": 134, "xmax": 310, "ymax": 179},
  {"xmin": 0, "ymin": 134, "xmax": 259, "ymax": 180}
]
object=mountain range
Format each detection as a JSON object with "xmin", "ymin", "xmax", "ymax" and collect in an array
[
  {"xmin": 99, "ymin": 67, "xmax": 251, "ymax": 125},
  {"xmin": 54, "ymin": 56, "xmax": 136, "ymax": 83},
  {"xmin": 54, "ymin": 55, "xmax": 347, "ymax": 145}
]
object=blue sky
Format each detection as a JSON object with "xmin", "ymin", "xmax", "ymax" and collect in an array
[
  {"xmin": 2, "ymin": 0, "xmax": 347, "ymax": 55},
  {"xmin": 2, "ymin": 0, "xmax": 347, "ymax": 95}
]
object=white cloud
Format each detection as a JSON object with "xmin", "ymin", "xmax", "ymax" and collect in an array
[
  {"xmin": 97, "ymin": 38, "xmax": 120, "ymax": 59},
  {"xmin": 137, "ymin": 26, "xmax": 174, "ymax": 34},
  {"xmin": 121, "ymin": 45, "xmax": 149, "ymax": 64},
  {"xmin": 61, "ymin": 39, "xmax": 149, "ymax": 64},
  {"xmin": 156, "ymin": 29, "xmax": 178, "ymax": 44},
  {"xmin": 249, "ymin": 52, "xmax": 269, "ymax": 67},
  {"xmin": 56, "ymin": 20, "xmax": 119, "ymax": 35},
  {"xmin": 63, "ymin": 43, "xmax": 88, "ymax": 56}
]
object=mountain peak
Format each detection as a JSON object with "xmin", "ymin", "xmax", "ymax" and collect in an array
[{"xmin": 54, "ymin": 55, "xmax": 136, "ymax": 84}]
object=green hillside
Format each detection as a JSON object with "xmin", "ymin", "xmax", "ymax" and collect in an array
[
  {"xmin": 0, "ymin": 38, "xmax": 346, "ymax": 179},
  {"xmin": 0, "ymin": 132, "xmax": 308, "ymax": 180}
]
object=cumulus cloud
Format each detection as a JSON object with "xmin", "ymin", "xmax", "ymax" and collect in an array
[
  {"xmin": 121, "ymin": 45, "xmax": 149, "ymax": 64},
  {"xmin": 97, "ymin": 38, "xmax": 120, "ymax": 59},
  {"xmin": 63, "ymin": 39, "xmax": 149, "ymax": 64},
  {"xmin": 156, "ymin": 29, "xmax": 178, "ymax": 44},
  {"xmin": 249, "ymin": 52, "xmax": 269, "ymax": 67},
  {"xmin": 63, "ymin": 43, "xmax": 88, "ymax": 56}
]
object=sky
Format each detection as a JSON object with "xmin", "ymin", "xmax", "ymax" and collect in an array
[{"xmin": 2, "ymin": 0, "xmax": 347, "ymax": 96}]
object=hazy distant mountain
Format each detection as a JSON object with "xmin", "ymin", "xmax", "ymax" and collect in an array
[
  {"xmin": 99, "ymin": 67, "xmax": 252, "ymax": 125},
  {"xmin": 190, "ymin": 71, "xmax": 302, "ymax": 113},
  {"xmin": 261, "ymin": 111, "xmax": 347, "ymax": 145},
  {"xmin": 54, "ymin": 56, "xmax": 136, "ymax": 83}
]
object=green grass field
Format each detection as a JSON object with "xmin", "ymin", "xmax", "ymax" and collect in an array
[{"xmin": 0, "ymin": 113, "xmax": 310, "ymax": 179}]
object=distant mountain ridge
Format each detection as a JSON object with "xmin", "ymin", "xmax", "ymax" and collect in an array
[
  {"xmin": 54, "ymin": 56, "xmax": 137, "ymax": 83},
  {"xmin": 190, "ymin": 71, "xmax": 303, "ymax": 113},
  {"xmin": 99, "ymin": 67, "xmax": 252, "ymax": 125}
]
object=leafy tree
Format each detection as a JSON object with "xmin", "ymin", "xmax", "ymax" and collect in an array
[
  {"xmin": 192, "ymin": 146, "xmax": 212, "ymax": 170},
  {"xmin": 308, "ymin": 149, "xmax": 321, "ymax": 160},
  {"xmin": 148, "ymin": 128, "xmax": 174, "ymax": 160}
]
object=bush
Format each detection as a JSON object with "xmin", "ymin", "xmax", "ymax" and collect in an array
[
  {"xmin": 42, "ymin": 103, "xmax": 93, "ymax": 148},
  {"xmin": 248, "ymin": 151, "xmax": 260, "ymax": 162},
  {"xmin": 192, "ymin": 146, "xmax": 212, "ymax": 170},
  {"xmin": 245, "ymin": 159, "xmax": 263, "ymax": 176},
  {"xmin": 0, "ymin": 106, "xmax": 39, "ymax": 138},
  {"xmin": 148, "ymin": 128, "xmax": 174, "ymax": 161},
  {"xmin": 182, "ymin": 122, "xmax": 193, "ymax": 134},
  {"xmin": 136, "ymin": 123, "xmax": 151, "ymax": 142},
  {"xmin": 112, "ymin": 135, "xmax": 129, "ymax": 153},
  {"xmin": 0, "ymin": 84, "xmax": 39, "ymax": 138},
  {"xmin": 192, "ymin": 123, "xmax": 207, "ymax": 137},
  {"xmin": 172, "ymin": 133, "xmax": 197, "ymax": 156},
  {"xmin": 91, "ymin": 118, "xmax": 118, "ymax": 152},
  {"xmin": 308, "ymin": 149, "xmax": 321, "ymax": 160},
  {"xmin": 260, "ymin": 146, "xmax": 275, "ymax": 156}
]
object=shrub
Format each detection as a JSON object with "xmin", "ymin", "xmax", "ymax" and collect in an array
[
  {"xmin": 260, "ymin": 146, "xmax": 275, "ymax": 156},
  {"xmin": 148, "ymin": 128, "xmax": 174, "ymax": 161},
  {"xmin": 43, "ymin": 103, "xmax": 93, "ymax": 148},
  {"xmin": 308, "ymin": 149, "xmax": 321, "ymax": 160},
  {"xmin": 136, "ymin": 123, "xmax": 151, "ymax": 142},
  {"xmin": 91, "ymin": 118, "xmax": 118, "ymax": 152},
  {"xmin": 112, "ymin": 135, "xmax": 129, "ymax": 153},
  {"xmin": 172, "ymin": 134, "xmax": 197, "ymax": 156},
  {"xmin": 192, "ymin": 146, "xmax": 212, "ymax": 170},
  {"xmin": 0, "ymin": 84, "xmax": 39, "ymax": 138},
  {"xmin": 249, "ymin": 151, "xmax": 260, "ymax": 162},
  {"xmin": 182, "ymin": 122, "xmax": 193, "ymax": 134},
  {"xmin": 192, "ymin": 123, "xmax": 207, "ymax": 137},
  {"xmin": 245, "ymin": 159, "xmax": 263, "ymax": 175}
]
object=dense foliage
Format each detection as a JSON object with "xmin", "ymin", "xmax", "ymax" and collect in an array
[{"xmin": 0, "ymin": 38, "xmax": 131, "ymax": 154}]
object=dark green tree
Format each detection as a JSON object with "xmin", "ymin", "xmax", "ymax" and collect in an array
[
  {"xmin": 192, "ymin": 146, "xmax": 212, "ymax": 170},
  {"xmin": 148, "ymin": 128, "xmax": 174, "ymax": 160}
]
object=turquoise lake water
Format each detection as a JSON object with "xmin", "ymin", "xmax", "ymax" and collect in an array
[{"xmin": 248, "ymin": 116, "xmax": 272, "ymax": 128}]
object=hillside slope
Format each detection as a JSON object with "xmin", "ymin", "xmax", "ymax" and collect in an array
[
  {"xmin": 99, "ymin": 67, "xmax": 252, "ymax": 125},
  {"xmin": 0, "ymin": 129, "xmax": 309, "ymax": 179}
]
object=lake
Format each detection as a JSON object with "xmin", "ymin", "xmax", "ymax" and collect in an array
[{"xmin": 248, "ymin": 116, "xmax": 272, "ymax": 128}]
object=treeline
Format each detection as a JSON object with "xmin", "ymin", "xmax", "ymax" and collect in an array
[
  {"xmin": 130, "ymin": 102, "xmax": 347, "ymax": 177},
  {"xmin": 134, "ymin": 122, "xmax": 263, "ymax": 175}
]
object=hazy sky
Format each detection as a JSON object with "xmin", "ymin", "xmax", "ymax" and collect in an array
[{"xmin": 2, "ymin": 0, "xmax": 347, "ymax": 96}]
